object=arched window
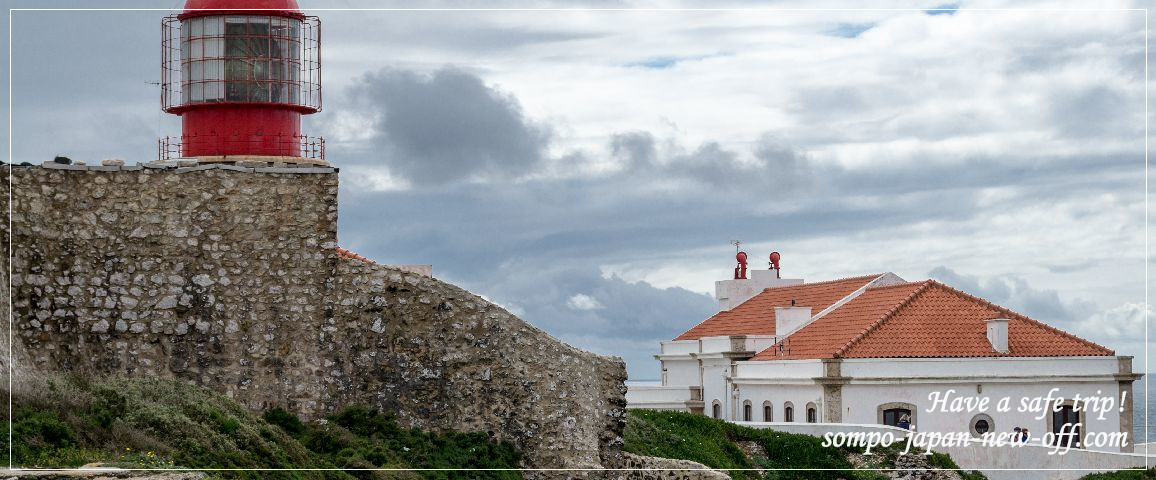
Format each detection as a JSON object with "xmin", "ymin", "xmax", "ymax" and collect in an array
[
  {"xmin": 784, "ymin": 402, "xmax": 794, "ymax": 422},
  {"xmin": 762, "ymin": 401, "xmax": 773, "ymax": 422},
  {"xmin": 743, "ymin": 401, "xmax": 752, "ymax": 421},
  {"xmin": 806, "ymin": 402, "xmax": 818, "ymax": 423},
  {"xmin": 711, "ymin": 400, "xmax": 721, "ymax": 419}
]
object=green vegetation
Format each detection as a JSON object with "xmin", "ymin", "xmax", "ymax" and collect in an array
[
  {"xmin": 2, "ymin": 374, "xmax": 520, "ymax": 479},
  {"xmin": 1081, "ymin": 468, "xmax": 1156, "ymax": 479},
  {"xmin": 623, "ymin": 409, "xmax": 985, "ymax": 480},
  {"xmin": 923, "ymin": 450, "xmax": 986, "ymax": 480}
]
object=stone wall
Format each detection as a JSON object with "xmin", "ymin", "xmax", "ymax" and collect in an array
[{"xmin": 1, "ymin": 164, "xmax": 628, "ymax": 469}]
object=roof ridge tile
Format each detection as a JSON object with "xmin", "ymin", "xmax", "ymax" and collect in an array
[{"xmin": 761, "ymin": 273, "xmax": 882, "ymax": 292}]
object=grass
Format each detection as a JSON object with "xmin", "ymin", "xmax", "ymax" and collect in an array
[
  {"xmin": 623, "ymin": 409, "xmax": 890, "ymax": 480},
  {"xmin": 2, "ymin": 374, "xmax": 521, "ymax": 479},
  {"xmin": 923, "ymin": 450, "xmax": 987, "ymax": 480}
]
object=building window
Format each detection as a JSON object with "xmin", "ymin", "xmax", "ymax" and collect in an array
[
  {"xmin": 877, "ymin": 402, "xmax": 918, "ymax": 429},
  {"xmin": 1051, "ymin": 405, "xmax": 1082, "ymax": 448},
  {"xmin": 712, "ymin": 400, "xmax": 721, "ymax": 419},
  {"xmin": 784, "ymin": 402, "xmax": 794, "ymax": 422},
  {"xmin": 969, "ymin": 414, "xmax": 994, "ymax": 437},
  {"xmin": 743, "ymin": 401, "xmax": 752, "ymax": 421},
  {"xmin": 806, "ymin": 402, "xmax": 818, "ymax": 423},
  {"xmin": 882, "ymin": 408, "xmax": 909, "ymax": 426},
  {"xmin": 763, "ymin": 401, "xmax": 773, "ymax": 422}
]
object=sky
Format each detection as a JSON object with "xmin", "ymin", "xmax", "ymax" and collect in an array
[{"xmin": 2, "ymin": 0, "xmax": 1152, "ymax": 379}]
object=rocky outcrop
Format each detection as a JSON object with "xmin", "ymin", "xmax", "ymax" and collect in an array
[
  {"xmin": 613, "ymin": 453, "xmax": 731, "ymax": 480},
  {"xmin": 1, "ymin": 164, "xmax": 628, "ymax": 468}
]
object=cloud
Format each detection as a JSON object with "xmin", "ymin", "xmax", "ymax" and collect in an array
[
  {"xmin": 1072, "ymin": 302, "xmax": 1150, "ymax": 341},
  {"xmin": 566, "ymin": 293, "xmax": 604, "ymax": 311},
  {"xmin": 345, "ymin": 67, "xmax": 552, "ymax": 185},
  {"xmin": 926, "ymin": 267, "xmax": 1150, "ymax": 358},
  {"xmin": 928, "ymin": 266, "xmax": 1091, "ymax": 324},
  {"xmin": 826, "ymin": 23, "xmax": 875, "ymax": 38},
  {"xmin": 459, "ymin": 263, "xmax": 716, "ymax": 379},
  {"xmin": 607, "ymin": 131, "xmax": 812, "ymax": 191}
]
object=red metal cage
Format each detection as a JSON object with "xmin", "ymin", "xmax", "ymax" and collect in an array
[{"xmin": 161, "ymin": 13, "xmax": 321, "ymax": 113}]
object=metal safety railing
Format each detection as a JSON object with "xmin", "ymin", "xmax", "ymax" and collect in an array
[{"xmin": 158, "ymin": 134, "xmax": 324, "ymax": 160}]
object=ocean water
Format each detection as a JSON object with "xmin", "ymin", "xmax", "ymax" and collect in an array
[{"xmin": 1133, "ymin": 377, "xmax": 1155, "ymax": 443}]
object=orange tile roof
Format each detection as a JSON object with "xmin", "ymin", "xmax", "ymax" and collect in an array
[
  {"xmin": 751, "ymin": 281, "xmax": 927, "ymax": 360},
  {"xmin": 749, "ymin": 280, "xmax": 1113, "ymax": 360},
  {"xmin": 674, "ymin": 274, "xmax": 881, "ymax": 341},
  {"xmin": 336, "ymin": 247, "xmax": 375, "ymax": 264}
]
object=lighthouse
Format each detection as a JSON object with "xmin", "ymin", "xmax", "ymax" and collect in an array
[{"xmin": 160, "ymin": 0, "xmax": 324, "ymax": 164}]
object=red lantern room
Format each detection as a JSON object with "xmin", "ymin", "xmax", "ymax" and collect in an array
[{"xmin": 159, "ymin": 0, "xmax": 324, "ymax": 163}]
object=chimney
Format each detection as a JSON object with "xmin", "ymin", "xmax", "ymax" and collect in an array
[
  {"xmin": 775, "ymin": 306, "xmax": 813, "ymax": 338},
  {"xmin": 986, "ymin": 318, "xmax": 1009, "ymax": 353}
]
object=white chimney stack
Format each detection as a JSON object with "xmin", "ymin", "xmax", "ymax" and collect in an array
[
  {"xmin": 986, "ymin": 318, "xmax": 1009, "ymax": 353},
  {"xmin": 775, "ymin": 306, "xmax": 813, "ymax": 338}
]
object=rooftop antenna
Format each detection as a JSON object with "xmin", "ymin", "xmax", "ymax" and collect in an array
[{"xmin": 732, "ymin": 241, "xmax": 748, "ymax": 280}]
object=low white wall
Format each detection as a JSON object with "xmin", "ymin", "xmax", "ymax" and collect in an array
[
  {"xmin": 736, "ymin": 422, "xmax": 1152, "ymax": 480},
  {"xmin": 661, "ymin": 340, "xmax": 698, "ymax": 355},
  {"xmin": 626, "ymin": 385, "xmax": 699, "ymax": 410}
]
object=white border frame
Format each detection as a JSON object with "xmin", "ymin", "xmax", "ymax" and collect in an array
[{"xmin": 4, "ymin": 4, "xmax": 1151, "ymax": 476}]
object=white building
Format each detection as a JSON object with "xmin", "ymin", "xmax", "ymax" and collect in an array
[{"xmin": 627, "ymin": 256, "xmax": 1141, "ymax": 453}]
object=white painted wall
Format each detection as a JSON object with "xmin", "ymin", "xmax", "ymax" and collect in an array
[
  {"xmin": 738, "ymin": 422, "xmax": 1152, "ymax": 480},
  {"xmin": 774, "ymin": 306, "xmax": 812, "ymax": 338},
  {"xmin": 715, "ymin": 270, "xmax": 803, "ymax": 311},
  {"xmin": 734, "ymin": 359, "xmax": 824, "ymax": 380},
  {"xmin": 661, "ymin": 358, "xmax": 699, "ymax": 386},
  {"xmin": 700, "ymin": 357, "xmax": 731, "ymax": 419},
  {"xmin": 840, "ymin": 380, "xmax": 1125, "ymax": 452},
  {"xmin": 736, "ymin": 383, "xmax": 823, "ymax": 422},
  {"xmin": 840, "ymin": 357, "xmax": 1122, "ymax": 379}
]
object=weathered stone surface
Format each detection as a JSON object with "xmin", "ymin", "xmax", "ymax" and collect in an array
[
  {"xmin": 611, "ymin": 453, "xmax": 731, "ymax": 480},
  {"xmin": 0, "ymin": 167, "xmax": 629, "ymax": 469}
]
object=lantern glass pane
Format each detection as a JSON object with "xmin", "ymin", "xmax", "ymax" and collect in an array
[
  {"xmin": 207, "ymin": 59, "xmax": 223, "ymax": 81},
  {"xmin": 190, "ymin": 60, "xmax": 203, "ymax": 82},
  {"xmin": 204, "ymin": 37, "xmax": 223, "ymax": 60},
  {"xmin": 205, "ymin": 81, "xmax": 224, "ymax": 102},
  {"xmin": 226, "ymin": 80, "xmax": 245, "ymax": 101},
  {"xmin": 252, "ymin": 60, "xmax": 269, "ymax": 81},
  {"xmin": 190, "ymin": 81, "xmax": 204, "ymax": 102},
  {"xmin": 204, "ymin": 16, "xmax": 222, "ymax": 37},
  {"xmin": 251, "ymin": 81, "xmax": 270, "ymax": 102},
  {"xmin": 189, "ymin": 18, "xmax": 203, "ymax": 38},
  {"xmin": 189, "ymin": 39, "xmax": 204, "ymax": 60}
]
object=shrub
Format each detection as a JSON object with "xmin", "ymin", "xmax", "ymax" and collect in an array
[
  {"xmin": 264, "ymin": 407, "xmax": 307, "ymax": 437},
  {"xmin": 3, "ymin": 374, "xmax": 522, "ymax": 478}
]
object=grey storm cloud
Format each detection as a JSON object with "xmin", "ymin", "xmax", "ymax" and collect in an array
[
  {"xmin": 609, "ymin": 131, "xmax": 811, "ymax": 189},
  {"xmin": 1048, "ymin": 85, "xmax": 1138, "ymax": 138},
  {"xmin": 349, "ymin": 67, "xmax": 552, "ymax": 185},
  {"xmin": 458, "ymin": 262, "xmax": 716, "ymax": 379},
  {"xmin": 927, "ymin": 266, "xmax": 1096, "ymax": 326}
]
